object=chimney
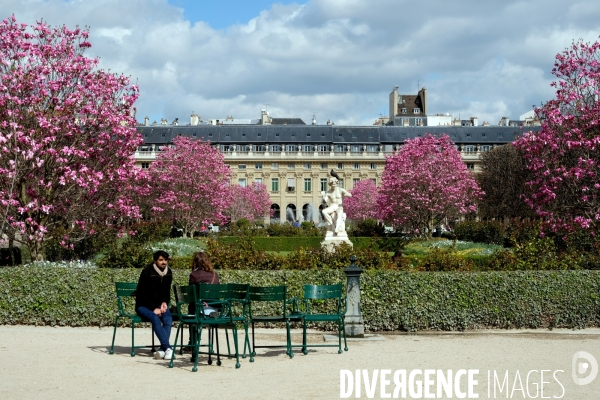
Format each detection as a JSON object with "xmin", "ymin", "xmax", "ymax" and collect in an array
[
  {"xmin": 172, "ymin": 118, "xmax": 178, "ymax": 126},
  {"xmin": 190, "ymin": 112, "xmax": 199, "ymax": 126},
  {"xmin": 144, "ymin": 116, "xmax": 149, "ymax": 126},
  {"xmin": 471, "ymin": 116, "xmax": 478, "ymax": 127},
  {"xmin": 160, "ymin": 118, "xmax": 167, "ymax": 125},
  {"xmin": 260, "ymin": 110, "xmax": 271, "ymax": 125},
  {"xmin": 312, "ymin": 114, "xmax": 316, "ymax": 125}
]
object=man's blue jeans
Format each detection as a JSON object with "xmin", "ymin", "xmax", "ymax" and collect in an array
[{"xmin": 136, "ymin": 307, "xmax": 172, "ymax": 351}]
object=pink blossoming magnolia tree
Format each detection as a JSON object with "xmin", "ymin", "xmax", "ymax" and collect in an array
[
  {"xmin": 0, "ymin": 17, "xmax": 142, "ymax": 260},
  {"xmin": 226, "ymin": 182, "xmax": 272, "ymax": 223},
  {"xmin": 377, "ymin": 134, "xmax": 483, "ymax": 238},
  {"xmin": 515, "ymin": 38, "xmax": 600, "ymax": 234},
  {"xmin": 146, "ymin": 136, "xmax": 232, "ymax": 237},
  {"xmin": 344, "ymin": 179, "xmax": 378, "ymax": 221}
]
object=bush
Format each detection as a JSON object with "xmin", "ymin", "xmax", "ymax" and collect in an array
[
  {"xmin": 454, "ymin": 220, "xmax": 505, "ymax": 245},
  {"xmin": 0, "ymin": 247, "xmax": 21, "ymax": 266},
  {"xmin": 3, "ymin": 267, "xmax": 600, "ymax": 331},
  {"xmin": 96, "ymin": 239, "xmax": 153, "ymax": 269},
  {"xmin": 418, "ymin": 247, "xmax": 473, "ymax": 271},
  {"xmin": 349, "ymin": 219, "xmax": 385, "ymax": 237}
]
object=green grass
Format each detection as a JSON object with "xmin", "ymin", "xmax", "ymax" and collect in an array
[{"xmin": 403, "ymin": 239, "xmax": 503, "ymax": 257}]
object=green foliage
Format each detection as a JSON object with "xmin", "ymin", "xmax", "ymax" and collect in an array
[
  {"xmin": 418, "ymin": 246, "xmax": 473, "ymax": 271},
  {"xmin": 454, "ymin": 220, "xmax": 505, "ymax": 245},
  {"xmin": 349, "ymin": 219, "xmax": 385, "ymax": 237},
  {"xmin": 217, "ymin": 236, "xmax": 406, "ymax": 252},
  {"xmin": 130, "ymin": 220, "xmax": 172, "ymax": 244},
  {"xmin": 44, "ymin": 226, "xmax": 116, "ymax": 262},
  {"xmin": 301, "ymin": 221, "xmax": 313, "ymax": 230},
  {"xmin": 0, "ymin": 247, "xmax": 21, "ymax": 266},
  {"xmin": 96, "ymin": 239, "xmax": 153, "ymax": 269},
  {"xmin": 3, "ymin": 267, "xmax": 600, "ymax": 332},
  {"xmin": 487, "ymin": 238, "xmax": 585, "ymax": 271}
]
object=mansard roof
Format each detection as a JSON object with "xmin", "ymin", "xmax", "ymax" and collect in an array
[{"xmin": 137, "ymin": 125, "xmax": 541, "ymax": 145}]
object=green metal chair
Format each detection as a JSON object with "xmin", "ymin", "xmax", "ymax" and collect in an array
[
  {"xmin": 170, "ymin": 284, "xmax": 241, "ymax": 371},
  {"xmin": 248, "ymin": 285, "xmax": 299, "ymax": 359},
  {"xmin": 170, "ymin": 284, "xmax": 204, "ymax": 372},
  {"xmin": 109, "ymin": 282, "xmax": 156, "ymax": 357},
  {"xmin": 225, "ymin": 283, "xmax": 251, "ymax": 360},
  {"xmin": 300, "ymin": 284, "xmax": 348, "ymax": 355}
]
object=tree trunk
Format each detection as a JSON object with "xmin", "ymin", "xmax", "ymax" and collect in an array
[{"xmin": 28, "ymin": 240, "xmax": 44, "ymax": 262}]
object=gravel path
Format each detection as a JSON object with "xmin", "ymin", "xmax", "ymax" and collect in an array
[{"xmin": 1, "ymin": 326, "xmax": 600, "ymax": 399}]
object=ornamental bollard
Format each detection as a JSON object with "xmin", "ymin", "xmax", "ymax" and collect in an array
[{"xmin": 343, "ymin": 255, "xmax": 365, "ymax": 338}]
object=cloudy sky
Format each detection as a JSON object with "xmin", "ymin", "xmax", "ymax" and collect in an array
[{"xmin": 3, "ymin": 0, "xmax": 600, "ymax": 125}]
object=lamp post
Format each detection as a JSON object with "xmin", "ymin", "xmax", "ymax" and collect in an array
[{"xmin": 343, "ymin": 255, "xmax": 365, "ymax": 338}]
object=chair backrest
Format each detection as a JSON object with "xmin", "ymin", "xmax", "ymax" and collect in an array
[
  {"xmin": 173, "ymin": 284, "xmax": 198, "ymax": 317},
  {"xmin": 197, "ymin": 283, "xmax": 229, "ymax": 300},
  {"xmin": 249, "ymin": 285, "xmax": 287, "ymax": 317},
  {"xmin": 227, "ymin": 283, "xmax": 250, "ymax": 301},
  {"xmin": 115, "ymin": 282, "xmax": 137, "ymax": 315},
  {"xmin": 304, "ymin": 284, "xmax": 343, "ymax": 300}
]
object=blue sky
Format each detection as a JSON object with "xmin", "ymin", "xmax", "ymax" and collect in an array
[
  {"xmin": 3, "ymin": 0, "xmax": 600, "ymax": 125},
  {"xmin": 167, "ymin": 0, "xmax": 306, "ymax": 29}
]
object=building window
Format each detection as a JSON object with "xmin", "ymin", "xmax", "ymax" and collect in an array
[
  {"xmin": 258, "ymin": 133, "xmax": 262, "ymax": 137},
  {"xmin": 255, "ymin": 178, "xmax": 262, "ymax": 184},
  {"xmin": 306, "ymin": 133, "xmax": 311, "ymax": 138},
  {"xmin": 466, "ymin": 163, "xmax": 475, "ymax": 171},
  {"xmin": 415, "ymin": 118, "xmax": 422, "ymax": 125},
  {"xmin": 270, "ymin": 144, "xmax": 282, "ymax": 152},
  {"xmin": 287, "ymin": 163, "xmax": 295, "ymax": 170},
  {"xmin": 334, "ymin": 144, "xmax": 345, "ymax": 153},
  {"xmin": 353, "ymin": 163, "xmax": 360, "ymax": 170},
  {"xmin": 337, "ymin": 163, "xmax": 343, "ymax": 170},
  {"xmin": 304, "ymin": 163, "xmax": 312, "ymax": 170},
  {"xmin": 192, "ymin": 133, "xmax": 197, "ymax": 137},
  {"xmin": 304, "ymin": 178, "xmax": 312, "ymax": 192},
  {"xmin": 353, "ymin": 178, "xmax": 360, "ymax": 188},
  {"xmin": 366, "ymin": 145, "xmax": 378, "ymax": 153},
  {"xmin": 208, "ymin": 133, "xmax": 213, "ymax": 137},
  {"xmin": 401, "ymin": 108, "xmax": 407, "ymax": 114},
  {"xmin": 480, "ymin": 145, "xmax": 491, "ymax": 152},
  {"xmin": 302, "ymin": 144, "xmax": 314, "ymax": 152},
  {"xmin": 318, "ymin": 144, "xmax": 329, "ymax": 152},
  {"xmin": 287, "ymin": 178, "xmax": 296, "ymax": 192},
  {"xmin": 320, "ymin": 163, "xmax": 328, "ymax": 170},
  {"xmin": 275, "ymin": 132, "xmax": 280, "ymax": 137},
  {"xmin": 271, "ymin": 178, "xmax": 279, "ymax": 192},
  {"xmin": 413, "ymin": 108, "xmax": 420, "ymax": 114},
  {"xmin": 463, "ymin": 145, "xmax": 476, "ymax": 153},
  {"xmin": 338, "ymin": 179, "xmax": 344, "ymax": 189},
  {"xmin": 320, "ymin": 178, "xmax": 328, "ymax": 192},
  {"xmin": 285, "ymin": 144, "xmax": 298, "ymax": 152},
  {"xmin": 238, "ymin": 164, "xmax": 246, "ymax": 170},
  {"xmin": 141, "ymin": 162, "xmax": 149, "ymax": 169},
  {"xmin": 255, "ymin": 163, "xmax": 263, "ymax": 169},
  {"xmin": 271, "ymin": 163, "xmax": 279, "ymax": 170},
  {"xmin": 161, "ymin": 133, "xmax": 166, "ymax": 137},
  {"xmin": 239, "ymin": 178, "xmax": 247, "ymax": 187},
  {"xmin": 350, "ymin": 145, "xmax": 361, "ymax": 153},
  {"xmin": 371, "ymin": 178, "xmax": 376, "ymax": 186},
  {"xmin": 369, "ymin": 163, "xmax": 376, "ymax": 170}
]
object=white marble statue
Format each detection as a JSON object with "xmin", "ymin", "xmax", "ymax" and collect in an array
[{"xmin": 321, "ymin": 174, "xmax": 352, "ymax": 237}]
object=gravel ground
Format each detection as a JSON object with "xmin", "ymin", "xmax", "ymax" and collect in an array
[{"xmin": 1, "ymin": 326, "xmax": 600, "ymax": 399}]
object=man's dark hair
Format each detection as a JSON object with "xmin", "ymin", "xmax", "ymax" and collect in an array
[{"xmin": 153, "ymin": 250, "xmax": 170, "ymax": 261}]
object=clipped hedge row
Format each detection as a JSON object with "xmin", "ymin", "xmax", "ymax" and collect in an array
[
  {"xmin": 217, "ymin": 236, "xmax": 401, "ymax": 252},
  {"xmin": 2, "ymin": 267, "xmax": 600, "ymax": 331}
]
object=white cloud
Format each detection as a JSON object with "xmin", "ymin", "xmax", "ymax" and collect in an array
[{"xmin": 2, "ymin": 0, "xmax": 600, "ymax": 125}]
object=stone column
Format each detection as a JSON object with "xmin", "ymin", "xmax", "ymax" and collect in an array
[{"xmin": 344, "ymin": 255, "xmax": 365, "ymax": 337}]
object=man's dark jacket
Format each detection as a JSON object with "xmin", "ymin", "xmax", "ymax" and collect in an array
[{"xmin": 135, "ymin": 264, "xmax": 172, "ymax": 311}]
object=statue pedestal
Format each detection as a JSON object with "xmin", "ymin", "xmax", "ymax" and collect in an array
[{"xmin": 321, "ymin": 231, "xmax": 353, "ymax": 252}]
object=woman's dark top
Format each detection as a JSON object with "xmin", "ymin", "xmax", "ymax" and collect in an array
[
  {"xmin": 189, "ymin": 269, "xmax": 220, "ymax": 285},
  {"xmin": 188, "ymin": 269, "xmax": 220, "ymax": 315}
]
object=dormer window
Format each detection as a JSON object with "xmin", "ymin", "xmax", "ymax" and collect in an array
[
  {"xmin": 401, "ymin": 108, "xmax": 407, "ymax": 114},
  {"xmin": 413, "ymin": 108, "xmax": 420, "ymax": 114}
]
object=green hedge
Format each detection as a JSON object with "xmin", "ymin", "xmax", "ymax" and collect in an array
[
  {"xmin": 2, "ymin": 267, "xmax": 600, "ymax": 331},
  {"xmin": 217, "ymin": 236, "xmax": 400, "ymax": 252}
]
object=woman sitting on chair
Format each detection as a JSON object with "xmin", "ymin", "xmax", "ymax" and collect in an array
[{"xmin": 189, "ymin": 251, "xmax": 219, "ymax": 286}]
